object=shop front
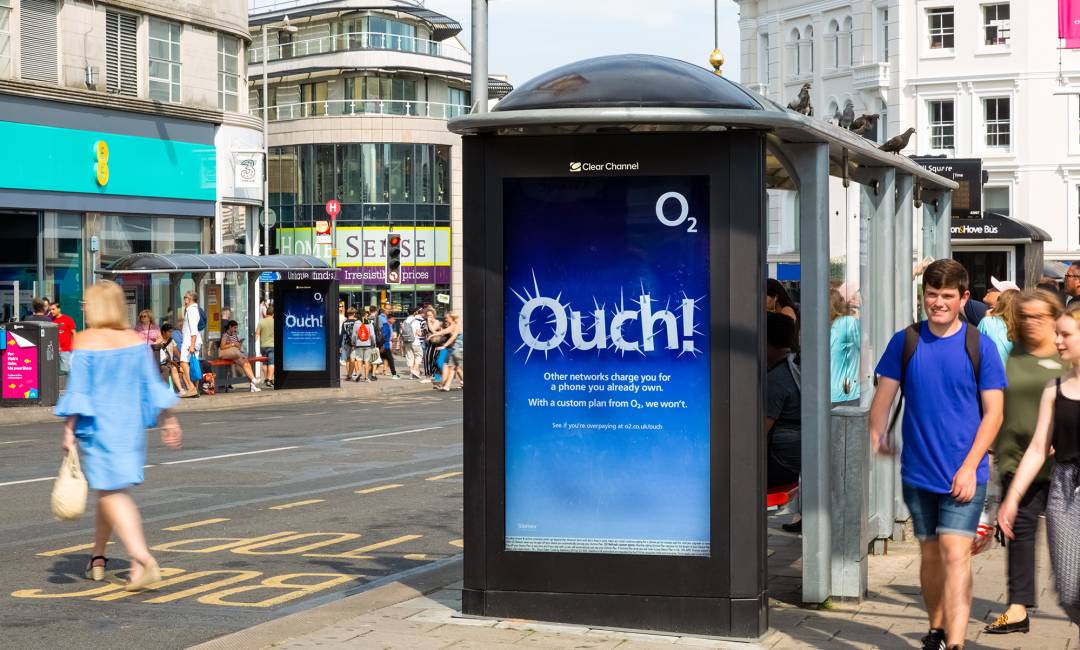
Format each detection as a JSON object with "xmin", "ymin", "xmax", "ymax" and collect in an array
[
  {"xmin": 276, "ymin": 225, "xmax": 451, "ymax": 314},
  {"xmin": 951, "ymin": 212, "xmax": 1050, "ymax": 297},
  {"xmin": 0, "ymin": 94, "xmax": 216, "ymax": 326}
]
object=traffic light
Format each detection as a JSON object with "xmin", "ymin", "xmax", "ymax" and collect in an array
[{"xmin": 386, "ymin": 233, "xmax": 402, "ymax": 284}]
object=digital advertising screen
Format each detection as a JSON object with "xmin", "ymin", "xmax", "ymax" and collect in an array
[
  {"xmin": 281, "ymin": 286, "xmax": 327, "ymax": 372},
  {"xmin": 503, "ymin": 175, "xmax": 711, "ymax": 557}
]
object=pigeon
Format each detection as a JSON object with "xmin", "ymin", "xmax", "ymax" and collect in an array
[
  {"xmin": 879, "ymin": 128, "xmax": 916, "ymax": 154},
  {"xmin": 787, "ymin": 83, "xmax": 812, "ymax": 116},
  {"xmin": 832, "ymin": 107, "xmax": 843, "ymax": 125},
  {"xmin": 839, "ymin": 100, "xmax": 855, "ymax": 129},
  {"xmin": 850, "ymin": 113, "xmax": 880, "ymax": 136}
]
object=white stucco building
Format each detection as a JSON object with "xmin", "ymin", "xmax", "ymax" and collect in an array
[{"xmin": 737, "ymin": 0, "xmax": 1080, "ymax": 291}]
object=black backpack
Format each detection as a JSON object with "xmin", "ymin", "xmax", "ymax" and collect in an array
[{"xmin": 886, "ymin": 321, "xmax": 981, "ymax": 440}]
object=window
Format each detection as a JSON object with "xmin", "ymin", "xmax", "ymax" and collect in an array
[
  {"xmin": 149, "ymin": 18, "xmax": 181, "ymax": 103},
  {"xmin": 0, "ymin": 0, "xmax": 11, "ymax": 78},
  {"xmin": 105, "ymin": 11, "xmax": 137, "ymax": 96},
  {"xmin": 928, "ymin": 7, "xmax": 954, "ymax": 49},
  {"xmin": 20, "ymin": 0, "xmax": 58, "ymax": 83},
  {"xmin": 929, "ymin": 99, "xmax": 955, "ymax": 150},
  {"xmin": 800, "ymin": 25, "xmax": 814, "ymax": 74},
  {"xmin": 301, "ymin": 81, "xmax": 328, "ymax": 116},
  {"xmin": 983, "ymin": 186, "xmax": 1010, "ymax": 216},
  {"xmin": 983, "ymin": 4, "xmax": 1010, "ymax": 46},
  {"xmin": 787, "ymin": 28, "xmax": 801, "ymax": 77},
  {"xmin": 984, "ymin": 97, "xmax": 1011, "ymax": 148},
  {"xmin": 840, "ymin": 17, "xmax": 853, "ymax": 67},
  {"xmin": 358, "ymin": 75, "xmax": 417, "ymax": 115},
  {"xmin": 218, "ymin": 34, "xmax": 240, "ymax": 111},
  {"xmin": 878, "ymin": 8, "xmax": 890, "ymax": 61},
  {"xmin": 448, "ymin": 87, "xmax": 470, "ymax": 118},
  {"xmin": 879, "ymin": 99, "xmax": 888, "ymax": 144},
  {"xmin": 827, "ymin": 20, "xmax": 840, "ymax": 70},
  {"xmin": 368, "ymin": 16, "xmax": 417, "ymax": 51},
  {"xmin": 758, "ymin": 33, "xmax": 770, "ymax": 87},
  {"xmin": 277, "ymin": 29, "xmax": 294, "ymax": 59}
]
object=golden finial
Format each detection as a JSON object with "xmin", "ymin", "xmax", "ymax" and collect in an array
[{"xmin": 709, "ymin": 49, "xmax": 725, "ymax": 76}]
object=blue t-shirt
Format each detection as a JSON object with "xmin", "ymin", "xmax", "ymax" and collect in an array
[
  {"xmin": 381, "ymin": 322, "xmax": 392, "ymax": 350},
  {"xmin": 875, "ymin": 321, "xmax": 1006, "ymax": 494}
]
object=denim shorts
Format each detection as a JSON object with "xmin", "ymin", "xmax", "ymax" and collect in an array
[
  {"xmin": 261, "ymin": 346, "xmax": 275, "ymax": 366},
  {"xmin": 902, "ymin": 482, "xmax": 987, "ymax": 541}
]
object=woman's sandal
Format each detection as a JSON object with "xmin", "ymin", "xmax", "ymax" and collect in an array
[
  {"xmin": 85, "ymin": 555, "xmax": 107, "ymax": 582},
  {"xmin": 124, "ymin": 559, "xmax": 161, "ymax": 592}
]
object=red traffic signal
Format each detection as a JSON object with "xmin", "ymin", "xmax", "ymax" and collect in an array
[
  {"xmin": 389, "ymin": 235, "xmax": 401, "ymax": 246},
  {"xmin": 386, "ymin": 233, "xmax": 403, "ymax": 285}
]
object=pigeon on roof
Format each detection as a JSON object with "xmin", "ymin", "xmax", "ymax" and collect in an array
[
  {"xmin": 787, "ymin": 83, "xmax": 812, "ymax": 116},
  {"xmin": 879, "ymin": 128, "xmax": 916, "ymax": 154},
  {"xmin": 850, "ymin": 113, "xmax": 879, "ymax": 136},
  {"xmin": 839, "ymin": 100, "xmax": 855, "ymax": 130}
]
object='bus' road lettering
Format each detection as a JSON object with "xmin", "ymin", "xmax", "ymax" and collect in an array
[
  {"xmin": 197, "ymin": 573, "xmax": 357, "ymax": 608},
  {"xmin": 151, "ymin": 531, "xmax": 298, "ymax": 554},
  {"xmin": 231, "ymin": 532, "xmax": 362, "ymax": 556}
]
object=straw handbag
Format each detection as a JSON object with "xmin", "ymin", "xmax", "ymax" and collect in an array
[{"xmin": 51, "ymin": 448, "xmax": 88, "ymax": 521}]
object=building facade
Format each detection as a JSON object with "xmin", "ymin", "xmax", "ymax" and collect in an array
[
  {"xmin": 0, "ymin": 0, "xmax": 262, "ymax": 330},
  {"xmin": 737, "ymin": 0, "xmax": 1080, "ymax": 288},
  {"xmin": 249, "ymin": 0, "xmax": 504, "ymax": 315}
]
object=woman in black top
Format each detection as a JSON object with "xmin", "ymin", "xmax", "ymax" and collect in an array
[{"xmin": 1000, "ymin": 304, "xmax": 1080, "ymax": 641}]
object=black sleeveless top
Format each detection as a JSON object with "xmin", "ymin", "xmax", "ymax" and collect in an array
[{"xmin": 1052, "ymin": 378, "xmax": 1080, "ymax": 467}]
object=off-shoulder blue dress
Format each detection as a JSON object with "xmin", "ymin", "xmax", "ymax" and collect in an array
[{"xmin": 55, "ymin": 344, "xmax": 178, "ymax": 491}]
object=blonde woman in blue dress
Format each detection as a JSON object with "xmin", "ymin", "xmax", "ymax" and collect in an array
[{"xmin": 56, "ymin": 281, "xmax": 182, "ymax": 591}]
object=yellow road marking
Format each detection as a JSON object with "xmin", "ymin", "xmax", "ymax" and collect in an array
[
  {"xmin": 403, "ymin": 553, "xmax": 427, "ymax": 560},
  {"xmin": 304, "ymin": 534, "xmax": 423, "ymax": 560},
  {"xmin": 37, "ymin": 541, "xmax": 114, "ymax": 557},
  {"xmin": 163, "ymin": 518, "xmax": 230, "ymax": 532},
  {"xmin": 425, "ymin": 471, "xmax": 462, "ymax": 481},
  {"xmin": 269, "ymin": 499, "xmax": 325, "ymax": 510},
  {"xmin": 355, "ymin": 483, "xmax": 403, "ymax": 494},
  {"xmin": 197, "ymin": 573, "xmax": 357, "ymax": 608},
  {"xmin": 449, "ymin": 539, "xmax": 464, "ymax": 548}
]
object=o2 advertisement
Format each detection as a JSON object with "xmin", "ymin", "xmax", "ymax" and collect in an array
[
  {"xmin": 504, "ymin": 175, "xmax": 711, "ymax": 557},
  {"xmin": 281, "ymin": 287, "xmax": 327, "ymax": 372}
]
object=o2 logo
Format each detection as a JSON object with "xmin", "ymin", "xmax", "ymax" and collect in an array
[
  {"xmin": 94, "ymin": 140, "xmax": 110, "ymax": 186},
  {"xmin": 655, "ymin": 191, "xmax": 697, "ymax": 233}
]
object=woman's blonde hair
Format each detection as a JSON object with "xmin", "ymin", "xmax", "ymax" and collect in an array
[
  {"xmin": 990, "ymin": 289, "xmax": 1021, "ymax": 342},
  {"xmin": 83, "ymin": 280, "xmax": 131, "ymax": 330},
  {"xmin": 828, "ymin": 289, "xmax": 850, "ymax": 322},
  {"xmin": 1063, "ymin": 300, "xmax": 1080, "ymax": 326},
  {"xmin": 137, "ymin": 308, "xmax": 155, "ymax": 325}
]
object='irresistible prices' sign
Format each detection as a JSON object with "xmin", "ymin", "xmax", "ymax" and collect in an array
[{"xmin": 503, "ymin": 175, "xmax": 711, "ymax": 557}]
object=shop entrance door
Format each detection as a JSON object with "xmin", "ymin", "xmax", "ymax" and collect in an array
[
  {"xmin": 0, "ymin": 211, "xmax": 40, "ymax": 321},
  {"xmin": 954, "ymin": 249, "xmax": 1010, "ymax": 301}
]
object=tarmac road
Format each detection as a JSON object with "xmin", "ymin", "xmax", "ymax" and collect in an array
[{"xmin": 0, "ymin": 385, "xmax": 463, "ymax": 649}]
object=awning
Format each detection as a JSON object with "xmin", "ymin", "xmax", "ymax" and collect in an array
[
  {"xmin": 951, "ymin": 212, "xmax": 1051, "ymax": 244},
  {"xmin": 1045, "ymin": 261, "xmax": 1070, "ymax": 279},
  {"xmin": 97, "ymin": 253, "xmax": 331, "ymax": 275}
]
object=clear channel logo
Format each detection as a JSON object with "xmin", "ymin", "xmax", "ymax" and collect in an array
[{"xmin": 569, "ymin": 161, "xmax": 640, "ymax": 173}]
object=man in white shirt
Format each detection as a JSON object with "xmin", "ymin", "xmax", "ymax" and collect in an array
[
  {"xmin": 179, "ymin": 290, "xmax": 203, "ymax": 398},
  {"xmin": 403, "ymin": 307, "xmax": 425, "ymax": 379}
]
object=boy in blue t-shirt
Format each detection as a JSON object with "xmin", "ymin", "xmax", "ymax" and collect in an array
[{"xmin": 870, "ymin": 259, "xmax": 1006, "ymax": 650}]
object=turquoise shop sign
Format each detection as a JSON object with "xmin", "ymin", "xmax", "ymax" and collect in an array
[{"xmin": 0, "ymin": 120, "xmax": 216, "ymax": 201}]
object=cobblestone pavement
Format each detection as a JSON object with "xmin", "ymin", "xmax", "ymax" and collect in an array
[{"xmin": 200, "ymin": 516, "xmax": 1077, "ymax": 649}]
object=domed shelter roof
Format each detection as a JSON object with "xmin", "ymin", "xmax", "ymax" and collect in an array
[{"xmin": 493, "ymin": 55, "xmax": 765, "ymax": 112}]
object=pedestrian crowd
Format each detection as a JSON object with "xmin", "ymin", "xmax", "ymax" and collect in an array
[
  {"xmin": 337, "ymin": 303, "xmax": 463, "ymax": 391},
  {"xmin": 766, "ymin": 260, "xmax": 1080, "ymax": 649}
]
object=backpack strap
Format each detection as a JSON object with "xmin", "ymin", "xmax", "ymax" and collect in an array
[
  {"xmin": 964, "ymin": 321, "xmax": 981, "ymax": 390},
  {"xmin": 898, "ymin": 322, "xmax": 921, "ymax": 395}
]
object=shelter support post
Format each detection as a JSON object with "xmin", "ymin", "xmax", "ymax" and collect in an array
[
  {"xmin": 892, "ymin": 174, "xmax": 915, "ymax": 533},
  {"xmin": 921, "ymin": 190, "xmax": 952, "ymax": 262},
  {"xmin": 830, "ymin": 405, "xmax": 869, "ymax": 599},
  {"xmin": 858, "ymin": 167, "xmax": 897, "ymax": 546},
  {"xmin": 787, "ymin": 142, "xmax": 832, "ymax": 604},
  {"xmin": 247, "ymin": 272, "xmax": 259, "ymax": 359}
]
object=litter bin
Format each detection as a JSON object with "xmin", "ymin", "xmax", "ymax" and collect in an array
[{"xmin": 1, "ymin": 321, "xmax": 60, "ymax": 407}]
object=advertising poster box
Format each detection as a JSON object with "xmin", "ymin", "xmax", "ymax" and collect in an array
[
  {"xmin": 272, "ymin": 271, "xmax": 340, "ymax": 390},
  {"xmin": 1, "ymin": 321, "xmax": 60, "ymax": 407},
  {"xmin": 462, "ymin": 132, "xmax": 767, "ymax": 638}
]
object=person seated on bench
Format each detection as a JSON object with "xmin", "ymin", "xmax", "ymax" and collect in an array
[
  {"xmin": 218, "ymin": 320, "xmax": 261, "ymax": 392},
  {"xmin": 158, "ymin": 323, "xmax": 186, "ymax": 395},
  {"xmin": 766, "ymin": 312, "xmax": 802, "ymax": 531}
]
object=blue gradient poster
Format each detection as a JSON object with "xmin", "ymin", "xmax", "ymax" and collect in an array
[
  {"xmin": 504, "ymin": 175, "xmax": 711, "ymax": 557},
  {"xmin": 281, "ymin": 288, "xmax": 327, "ymax": 372}
]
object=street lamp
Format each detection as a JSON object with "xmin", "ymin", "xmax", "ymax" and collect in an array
[{"xmin": 262, "ymin": 15, "xmax": 298, "ymax": 259}]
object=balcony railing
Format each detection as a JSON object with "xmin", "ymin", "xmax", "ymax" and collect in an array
[
  {"xmin": 249, "ymin": 31, "xmax": 470, "ymax": 65},
  {"xmin": 255, "ymin": 99, "xmax": 470, "ymax": 121}
]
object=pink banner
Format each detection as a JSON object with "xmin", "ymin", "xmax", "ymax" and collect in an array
[
  {"xmin": 1060, "ymin": 0, "xmax": 1080, "ymax": 48},
  {"xmin": 2, "ymin": 330, "xmax": 39, "ymax": 400}
]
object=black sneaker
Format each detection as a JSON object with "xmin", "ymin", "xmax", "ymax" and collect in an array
[{"xmin": 920, "ymin": 628, "xmax": 946, "ymax": 650}]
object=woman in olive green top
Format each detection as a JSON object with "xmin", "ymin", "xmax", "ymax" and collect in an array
[
  {"xmin": 985, "ymin": 289, "xmax": 1064, "ymax": 635},
  {"xmin": 256, "ymin": 305, "xmax": 275, "ymax": 388}
]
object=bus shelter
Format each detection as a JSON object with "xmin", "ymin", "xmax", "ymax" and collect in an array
[
  {"xmin": 449, "ymin": 54, "xmax": 957, "ymax": 637},
  {"xmin": 97, "ymin": 253, "xmax": 331, "ymax": 361}
]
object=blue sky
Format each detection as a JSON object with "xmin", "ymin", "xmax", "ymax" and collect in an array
[{"xmin": 421, "ymin": 0, "xmax": 743, "ymax": 86}]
